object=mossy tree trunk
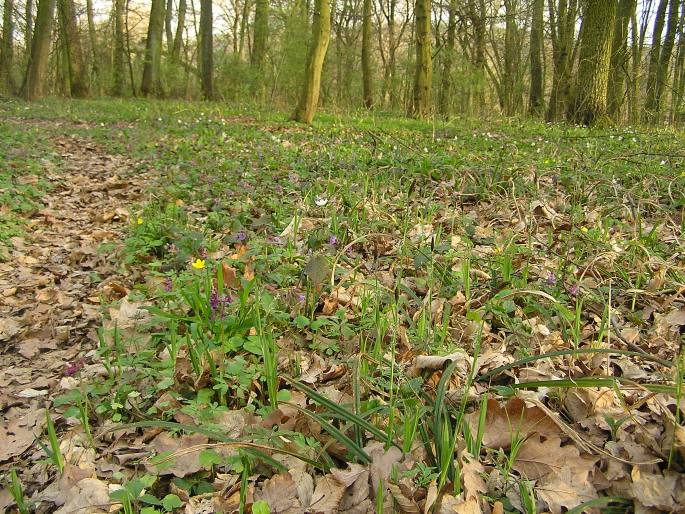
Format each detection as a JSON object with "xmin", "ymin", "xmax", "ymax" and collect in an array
[
  {"xmin": 140, "ymin": 0, "xmax": 165, "ymax": 96},
  {"xmin": 252, "ymin": 0, "xmax": 268, "ymax": 68},
  {"xmin": 411, "ymin": 0, "xmax": 432, "ymax": 117},
  {"xmin": 361, "ymin": 0, "xmax": 373, "ymax": 108},
  {"xmin": 199, "ymin": 0, "xmax": 213, "ymax": 100},
  {"xmin": 85, "ymin": 0, "xmax": 100, "ymax": 93},
  {"xmin": 57, "ymin": 0, "xmax": 88, "ymax": 97},
  {"xmin": 0, "ymin": 0, "xmax": 15, "ymax": 93},
  {"xmin": 651, "ymin": 0, "xmax": 680, "ymax": 120},
  {"xmin": 113, "ymin": 0, "xmax": 125, "ymax": 95},
  {"xmin": 164, "ymin": 0, "xmax": 173, "ymax": 54},
  {"xmin": 547, "ymin": 0, "xmax": 578, "ymax": 121},
  {"xmin": 566, "ymin": 0, "xmax": 617, "ymax": 125},
  {"xmin": 25, "ymin": 0, "xmax": 33, "ymax": 51},
  {"xmin": 22, "ymin": 0, "xmax": 55, "ymax": 100},
  {"xmin": 291, "ymin": 0, "xmax": 331, "ymax": 123},
  {"xmin": 528, "ymin": 0, "xmax": 544, "ymax": 115},
  {"xmin": 607, "ymin": 0, "xmax": 635, "ymax": 120}
]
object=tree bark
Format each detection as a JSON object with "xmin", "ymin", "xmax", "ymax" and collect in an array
[
  {"xmin": 567, "ymin": 0, "xmax": 617, "ymax": 125},
  {"xmin": 651, "ymin": 0, "xmax": 680, "ymax": 119},
  {"xmin": 644, "ymin": 0, "xmax": 668, "ymax": 121},
  {"xmin": 25, "ymin": 0, "xmax": 33, "ymax": 50},
  {"xmin": 57, "ymin": 0, "xmax": 88, "ymax": 97},
  {"xmin": 22, "ymin": 0, "xmax": 55, "ymax": 100},
  {"xmin": 85, "ymin": 0, "xmax": 99, "ymax": 93},
  {"xmin": 1, "ymin": 0, "xmax": 15, "ymax": 93},
  {"xmin": 113, "ymin": 0, "xmax": 125, "ymax": 95},
  {"xmin": 252, "ymin": 0, "xmax": 268, "ymax": 67},
  {"xmin": 411, "ymin": 0, "xmax": 432, "ymax": 117},
  {"xmin": 547, "ymin": 0, "xmax": 578, "ymax": 121},
  {"xmin": 292, "ymin": 0, "xmax": 331, "ymax": 123},
  {"xmin": 199, "ymin": 0, "xmax": 212, "ymax": 99},
  {"xmin": 439, "ymin": 0, "xmax": 457, "ymax": 114},
  {"xmin": 361, "ymin": 0, "xmax": 373, "ymax": 108},
  {"xmin": 171, "ymin": 0, "xmax": 185, "ymax": 61},
  {"xmin": 141, "ymin": 0, "xmax": 165, "ymax": 96},
  {"xmin": 528, "ymin": 0, "xmax": 544, "ymax": 115},
  {"xmin": 607, "ymin": 0, "xmax": 635, "ymax": 120},
  {"xmin": 165, "ymin": 0, "xmax": 173, "ymax": 54}
]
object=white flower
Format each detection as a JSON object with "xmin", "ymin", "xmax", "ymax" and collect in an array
[
  {"xmin": 661, "ymin": 160, "xmax": 667, "ymax": 165},
  {"xmin": 315, "ymin": 195, "xmax": 328, "ymax": 206}
]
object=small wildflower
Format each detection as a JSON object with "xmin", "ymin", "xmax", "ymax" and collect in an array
[
  {"xmin": 298, "ymin": 293, "xmax": 306, "ymax": 302},
  {"xmin": 581, "ymin": 226, "xmax": 588, "ymax": 234},
  {"xmin": 568, "ymin": 284, "xmax": 580, "ymax": 297},
  {"xmin": 64, "ymin": 359, "xmax": 85, "ymax": 377},
  {"xmin": 210, "ymin": 289, "xmax": 220, "ymax": 311},
  {"xmin": 660, "ymin": 160, "xmax": 667, "ymax": 165},
  {"xmin": 329, "ymin": 235, "xmax": 337, "ymax": 246},
  {"xmin": 136, "ymin": 217, "xmax": 143, "ymax": 225},
  {"xmin": 315, "ymin": 195, "xmax": 328, "ymax": 207},
  {"xmin": 546, "ymin": 272, "xmax": 557, "ymax": 286},
  {"xmin": 163, "ymin": 277, "xmax": 173, "ymax": 292},
  {"xmin": 192, "ymin": 258, "xmax": 206, "ymax": 269},
  {"xmin": 236, "ymin": 231, "xmax": 247, "ymax": 242}
]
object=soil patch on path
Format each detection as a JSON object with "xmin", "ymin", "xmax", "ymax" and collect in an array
[{"xmin": 0, "ymin": 126, "xmax": 152, "ymax": 498}]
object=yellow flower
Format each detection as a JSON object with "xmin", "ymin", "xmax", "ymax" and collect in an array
[
  {"xmin": 191, "ymin": 259, "xmax": 205, "ymax": 270},
  {"xmin": 581, "ymin": 226, "xmax": 588, "ymax": 233},
  {"xmin": 136, "ymin": 217, "xmax": 143, "ymax": 225}
]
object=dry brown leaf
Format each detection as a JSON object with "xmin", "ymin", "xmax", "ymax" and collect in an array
[
  {"xmin": 148, "ymin": 432, "xmax": 209, "ymax": 477},
  {"xmin": 388, "ymin": 482, "xmax": 421, "ymax": 513},
  {"xmin": 630, "ymin": 467, "xmax": 678, "ymax": 511},
  {"xmin": 366, "ymin": 442, "xmax": 403, "ymax": 498},
  {"xmin": 310, "ymin": 474, "xmax": 346, "ymax": 513},
  {"xmin": 54, "ymin": 478, "xmax": 110, "ymax": 514},
  {"xmin": 460, "ymin": 451, "xmax": 486, "ymax": 502},
  {"xmin": 0, "ymin": 407, "xmax": 46, "ymax": 462},
  {"xmin": 256, "ymin": 473, "xmax": 300, "ymax": 513},
  {"xmin": 467, "ymin": 397, "xmax": 561, "ymax": 450}
]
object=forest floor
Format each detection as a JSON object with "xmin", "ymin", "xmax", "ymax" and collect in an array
[{"xmin": 0, "ymin": 99, "xmax": 684, "ymax": 514}]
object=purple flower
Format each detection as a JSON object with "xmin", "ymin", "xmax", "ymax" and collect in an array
[
  {"xmin": 329, "ymin": 235, "xmax": 338, "ymax": 246},
  {"xmin": 210, "ymin": 289, "xmax": 220, "ymax": 311},
  {"xmin": 236, "ymin": 231, "xmax": 247, "ymax": 242},
  {"xmin": 64, "ymin": 359, "xmax": 85, "ymax": 377},
  {"xmin": 298, "ymin": 293, "xmax": 306, "ymax": 302},
  {"xmin": 546, "ymin": 272, "xmax": 557, "ymax": 286},
  {"xmin": 164, "ymin": 277, "xmax": 173, "ymax": 292},
  {"xmin": 568, "ymin": 284, "xmax": 579, "ymax": 297},
  {"xmin": 199, "ymin": 247, "xmax": 208, "ymax": 258},
  {"xmin": 268, "ymin": 235, "xmax": 282, "ymax": 245}
]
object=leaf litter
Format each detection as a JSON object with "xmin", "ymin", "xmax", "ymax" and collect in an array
[{"xmin": 1, "ymin": 106, "xmax": 685, "ymax": 513}]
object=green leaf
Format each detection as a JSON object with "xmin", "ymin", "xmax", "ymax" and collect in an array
[
  {"xmin": 199, "ymin": 449, "xmax": 223, "ymax": 468},
  {"xmin": 252, "ymin": 500, "xmax": 272, "ymax": 514},
  {"xmin": 304, "ymin": 254, "xmax": 330, "ymax": 286},
  {"xmin": 243, "ymin": 336, "xmax": 263, "ymax": 355},
  {"xmin": 162, "ymin": 494, "xmax": 183, "ymax": 511},
  {"xmin": 277, "ymin": 389, "xmax": 291, "ymax": 402}
]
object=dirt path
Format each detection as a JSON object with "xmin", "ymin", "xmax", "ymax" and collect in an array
[{"xmin": 0, "ymin": 127, "xmax": 153, "ymax": 486}]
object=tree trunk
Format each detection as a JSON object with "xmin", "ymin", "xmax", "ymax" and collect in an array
[
  {"xmin": 411, "ymin": 0, "xmax": 432, "ymax": 117},
  {"xmin": 547, "ymin": 0, "xmax": 578, "ymax": 121},
  {"xmin": 670, "ymin": 5, "xmax": 685, "ymax": 123},
  {"xmin": 140, "ymin": 0, "xmax": 165, "ymax": 96},
  {"xmin": 361, "ymin": 0, "xmax": 373, "ymax": 108},
  {"xmin": 199, "ymin": 0, "xmax": 212, "ymax": 99},
  {"xmin": 439, "ymin": 0, "xmax": 457, "ymax": 114},
  {"xmin": 171, "ymin": 0, "xmax": 185, "ymax": 61},
  {"xmin": 22, "ymin": 0, "xmax": 55, "ymax": 100},
  {"xmin": 25, "ymin": 0, "xmax": 33, "ymax": 50},
  {"xmin": 469, "ymin": 0, "xmax": 486, "ymax": 114},
  {"xmin": 57, "ymin": 0, "xmax": 88, "ymax": 97},
  {"xmin": 502, "ymin": 0, "xmax": 521, "ymax": 115},
  {"xmin": 292, "ymin": 0, "xmax": 331, "ymax": 123},
  {"xmin": 85, "ymin": 0, "xmax": 99, "ymax": 93},
  {"xmin": 652, "ymin": 0, "xmax": 680, "ymax": 119},
  {"xmin": 238, "ymin": 0, "xmax": 250, "ymax": 59},
  {"xmin": 528, "ymin": 0, "xmax": 544, "ymax": 115},
  {"xmin": 644, "ymin": 0, "xmax": 668, "ymax": 121},
  {"xmin": 113, "ymin": 0, "xmax": 125, "ymax": 95},
  {"xmin": 567, "ymin": 0, "xmax": 617, "ymax": 124},
  {"xmin": 1, "ymin": 0, "xmax": 15, "ymax": 93},
  {"xmin": 628, "ymin": 11, "xmax": 639, "ymax": 123},
  {"xmin": 165, "ymin": 0, "xmax": 173, "ymax": 54},
  {"xmin": 607, "ymin": 0, "xmax": 635, "ymax": 120},
  {"xmin": 252, "ymin": 0, "xmax": 268, "ymax": 67}
]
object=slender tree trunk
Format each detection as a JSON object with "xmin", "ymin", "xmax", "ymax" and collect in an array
[
  {"xmin": 165, "ymin": 0, "xmax": 173, "ymax": 54},
  {"xmin": 644, "ymin": 0, "xmax": 668, "ymax": 121},
  {"xmin": 469, "ymin": 0, "xmax": 486, "ymax": 114},
  {"xmin": 652, "ymin": 0, "xmax": 680, "ymax": 119},
  {"xmin": 607, "ymin": 0, "xmax": 635, "ymax": 120},
  {"xmin": 25, "ymin": 0, "xmax": 33, "ymax": 50},
  {"xmin": 567, "ymin": 0, "xmax": 617, "ymax": 125},
  {"xmin": 57, "ymin": 0, "xmax": 88, "ymax": 97},
  {"xmin": 629, "ymin": 10, "xmax": 640, "ymax": 123},
  {"xmin": 199, "ymin": 0, "xmax": 212, "ymax": 99},
  {"xmin": 528, "ymin": 0, "xmax": 544, "ymax": 115},
  {"xmin": 238, "ymin": 0, "xmax": 250, "ymax": 59},
  {"xmin": 22, "ymin": 0, "xmax": 55, "ymax": 100},
  {"xmin": 171, "ymin": 0, "xmax": 185, "ymax": 61},
  {"xmin": 113, "ymin": 0, "xmax": 125, "ymax": 95},
  {"xmin": 125, "ymin": 0, "xmax": 135, "ymax": 95},
  {"xmin": 411, "ymin": 0, "xmax": 432, "ymax": 117},
  {"xmin": 292, "ymin": 0, "xmax": 331, "ymax": 123},
  {"xmin": 361, "ymin": 0, "xmax": 373, "ymax": 108},
  {"xmin": 252, "ymin": 0, "xmax": 268, "ymax": 67},
  {"xmin": 140, "ymin": 0, "xmax": 165, "ymax": 96},
  {"xmin": 1, "ymin": 0, "xmax": 15, "ymax": 93},
  {"xmin": 670, "ymin": 5, "xmax": 685, "ymax": 123},
  {"xmin": 85, "ymin": 0, "xmax": 99, "ymax": 93},
  {"xmin": 547, "ymin": 0, "xmax": 578, "ymax": 121},
  {"xmin": 439, "ymin": 0, "xmax": 457, "ymax": 114},
  {"xmin": 502, "ymin": 0, "xmax": 520, "ymax": 115}
]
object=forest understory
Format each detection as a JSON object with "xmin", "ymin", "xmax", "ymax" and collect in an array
[{"xmin": 1, "ymin": 99, "xmax": 685, "ymax": 514}]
